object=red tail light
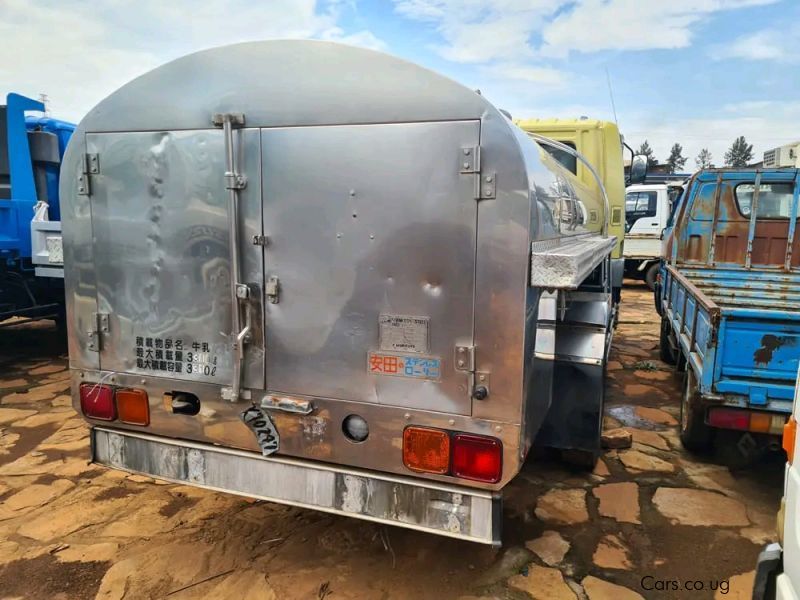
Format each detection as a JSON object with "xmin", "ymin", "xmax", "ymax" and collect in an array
[
  {"xmin": 80, "ymin": 383, "xmax": 116, "ymax": 421},
  {"xmin": 708, "ymin": 407, "xmax": 786, "ymax": 435},
  {"xmin": 451, "ymin": 433, "xmax": 502, "ymax": 483}
]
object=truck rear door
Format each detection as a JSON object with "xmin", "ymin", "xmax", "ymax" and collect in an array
[
  {"xmin": 86, "ymin": 129, "xmax": 265, "ymax": 388},
  {"xmin": 259, "ymin": 121, "xmax": 480, "ymax": 415}
]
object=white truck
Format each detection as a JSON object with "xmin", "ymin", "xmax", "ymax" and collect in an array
[
  {"xmin": 753, "ymin": 364, "xmax": 800, "ymax": 599},
  {"xmin": 623, "ymin": 180, "xmax": 685, "ymax": 289}
]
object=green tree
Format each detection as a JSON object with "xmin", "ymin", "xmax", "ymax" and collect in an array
[
  {"xmin": 666, "ymin": 143, "xmax": 687, "ymax": 173},
  {"xmin": 695, "ymin": 148, "xmax": 713, "ymax": 169},
  {"xmin": 724, "ymin": 136, "xmax": 754, "ymax": 167},
  {"xmin": 635, "ymin": 140, "xmax": 658, "ymax": 167}
]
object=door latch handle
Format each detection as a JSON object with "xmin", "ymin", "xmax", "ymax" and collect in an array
[{"xmin": 266, "ymin": 276, "xmax": 280, "ymax": 304}]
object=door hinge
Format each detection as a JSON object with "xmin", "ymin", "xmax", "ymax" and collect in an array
[
  {"xmin": 455, "ymin": 345, "xmax": 491, "ymax": 399},
  {"xmin": 87, "ymin": 312, "xmax": 109, "ymax": 352},
  {"xmin": 78, "ymin": 153, "xmax": 99, "ymax": 196},
  {"xmin": 460, "ymin": 146, "xmax": 496, "ymax": 199},
  {"xmin": 455, "ymin": 345, "xmax": 475, "ymax": 372}
]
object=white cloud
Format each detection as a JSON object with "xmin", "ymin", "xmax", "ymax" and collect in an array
[
  {"xmin": 711, "ymin": 28, "xmax": 796, "ymax": 62},
  {"xmin": 394, "ymin": 0, "xmax": 780, "ymax": 62},
  {"xmin": 319, "ymin": 28, "xmax": 387, "ymax": 51},
  {"xmin": 540, "ymin": 0, "xmax": 779, "ymax": 57},
  {"xmin": 0, "ymin": 0, "xmax": 385, "ymax": 122},
  {"xmin": 394, "ymin": 0, "xmax": 562, "ymax": 63},
  {"xmin": 482, "ymin": 63, "xmax": 566, "ymax": 86}
]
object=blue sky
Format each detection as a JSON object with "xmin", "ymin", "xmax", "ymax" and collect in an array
[{"xmin": 2, "ymin": 0, "xmax": 798, "ymax": 166}]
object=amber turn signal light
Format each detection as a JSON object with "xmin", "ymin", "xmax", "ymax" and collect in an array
[
  {"xmin": 116, "ymin": 388, "xmax": 150, "ymax": 426},
  {"xmin": 784, "ymin": 417, "xmax": 797, "ymax": 464},
  {"xmin": 403, "ymin": 427, "xmax": 450, "ymax": 474}
]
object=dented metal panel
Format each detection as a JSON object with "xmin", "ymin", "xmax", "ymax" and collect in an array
[
  {"xmin": 661, "ymin": 169, "xmax": 800, "ymax": 414},
  {"xmin": 92, "ymin": 427, "xmax": 501, "ymax": 545}
]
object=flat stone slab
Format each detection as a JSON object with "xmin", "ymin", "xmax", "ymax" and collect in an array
[
  {"xmin": 0, "ymin": 408, "xmax": 37, "ymax": 425},
  {"xmin": 652, "ymin": 488, "xmax": 750, "ymax": 527},
  {"xmin": 592, "ymin": 534, "xmax": 632, "ymax": 570},
  {"xmin": 508, "ymin": 565, "xmax": 576, "ymax": 600},
  {"xmin": 593, "ymin": 482, "xmax": 640, "ymax": 524},
  {"xmin": 629, "ymin": 428, "xmax": 670, "ymax": 451},
  {"xmin": 535, "ymin": 489, "xmax": 589, "ymax": 525},
  {"xmin": 619, "ymin": 450, "xmax": 675, "ymax": 473},
  {"xmin": 525, "ymin": 530, "xmax": 570, "ymax": 566},
  {"xmin": 634, "ymin": 406, "xmax": 678, "ymax": 426},
  {"xmin": 582, "ymin": 576, "xmax": 644, "ymax": 600}
]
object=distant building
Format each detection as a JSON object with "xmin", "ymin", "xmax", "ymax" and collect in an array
[{"xmin": 763, "ymin": 141, "xmax": 800, "ymax": 168}]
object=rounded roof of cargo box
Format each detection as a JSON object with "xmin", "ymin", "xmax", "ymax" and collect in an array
[{"xmin": 79, "ymin": 40, "xmax": 503, "ymax": 132}]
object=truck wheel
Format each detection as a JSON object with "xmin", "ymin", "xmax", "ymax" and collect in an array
[
  {"xmin": 659, "ymin": 318, "xmax": 676, "ymax": 365},
  {"xmin": 644, "ymin": 262, "xmax": 659, "ymax": 291},
  {"xmin": 679, "ymin": 369, "xmax": 713, "ymax": 452}
]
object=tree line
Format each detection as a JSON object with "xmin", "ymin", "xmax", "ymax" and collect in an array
[{"xmin": 634, "ymin": 136, "xmax": 755, "ymax": 173}]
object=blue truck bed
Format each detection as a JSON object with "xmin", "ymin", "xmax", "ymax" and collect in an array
[{"xmin": 659, "ymin": 168, "xmax": 800, "ymax": 450}]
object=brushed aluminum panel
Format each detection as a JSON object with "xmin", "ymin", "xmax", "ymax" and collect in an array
[
  {"xmin": 86, "ymin": 129, "xmax": 264, "ymax": 388},
  {"xmin": 260, "ymin": 121, "xmax": 479, "ymax": 415}
]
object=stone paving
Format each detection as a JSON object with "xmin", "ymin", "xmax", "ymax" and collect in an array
[{"xmin": 0, "ymin": 282, "xmax": 785, "ymax": 599}]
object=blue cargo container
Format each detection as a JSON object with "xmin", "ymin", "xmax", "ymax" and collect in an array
[
  {"xmin": 657, "ymin": 168, "xmax": 800, "ymax": 451},
  {"xmin": 0, "ymin": 93, "xmax": 75, "ymax": 324}
]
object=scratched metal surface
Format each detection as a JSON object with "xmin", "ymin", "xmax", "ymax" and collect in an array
[{"xmin": 60, "ymin": 40, "xmax": 615, "ymax": 488}]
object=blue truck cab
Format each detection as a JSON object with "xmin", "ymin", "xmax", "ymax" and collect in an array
[
  {"xmin": 0, "ymin": 93, "xmax": 75, "ymax": 324},
  {"xmin": 658, "ymin": 168, "xmax": 800, "ymax": 451}
]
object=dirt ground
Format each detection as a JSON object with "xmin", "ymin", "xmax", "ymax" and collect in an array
[{"xmin": 0, "ymin": 282, "xmax": 784, "ymax": 600}]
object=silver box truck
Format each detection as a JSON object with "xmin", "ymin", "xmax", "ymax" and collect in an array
[{"xmin": 62, "ymin": 41, "xmax": 618, "ymax": 545}]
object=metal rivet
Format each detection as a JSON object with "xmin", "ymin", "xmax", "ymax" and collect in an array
[
  {"xmin": 336, "ymin": 233, "xmax": 342, "ymax": 238},
  {"xmin": 463, "ymin": 162, "xmax": 470, "ymax": 169},
  {"xmin": 463, "ymin": 149, "xmax": 470, "ymax": 155},
  {"xmin": 78, "ymin": 187, "xmax": 85, "ymax": 193},
  {"xmin": 457, "ymin": 359, "xmax": 465, "ymax": 367},
  {"xmin": 404, "ymin": 413, "xmax": 411, "ymax": 420},
  {"xmin": 485, "ymin": 176, "xmax": 493, "ymax": 183},
  {"xmin": 140, "ymin": 379, "xmax": 146, "ymax": 385},
  {"xmin": 369, "ymin": 234, "xmax": 375, "ymax": 240},
  {"xmin": 458, "ymin": 347, "xmax": 465, "ymax": 354},
  {"xmin": 448, "ymin": 419, "xmax": 455, "ymax": 425},
  {"xmin": 484, "ymin": 188, "xmax": 492, "ymax": 195},
  {"xmin": 479, "ymin": 374, "xmax": 486, "ymax": 382},
  {"xmin": 79, "ymin": 372, "xmax": 85, "ymax": 379},
  {"xmin": 349, "ymin": 189, "xmax": 355, "ymax": 196},
  {"xmin": 495, "ymin": 425, "xmax": 502, "ymax": 432}
]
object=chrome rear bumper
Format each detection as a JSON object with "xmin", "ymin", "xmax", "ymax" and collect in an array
[{"xmin": 91, "ymin": 427, "xmax": 502, "ymax": 545}]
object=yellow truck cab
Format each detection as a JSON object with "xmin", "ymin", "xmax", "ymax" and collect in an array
[{"xmin": 515, "ymin": 118, "xmax": 626, "ymax": 302}]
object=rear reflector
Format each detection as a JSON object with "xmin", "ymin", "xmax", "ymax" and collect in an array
[
  {"xmin": 452, "ymin": 433, "xmax": 503, "ymax": 483},
  {"xmin": 79, "ymin": 383, "xmax": 116, "ymax": 421},
  {"xmin": 403, "ymin": 427, "xmax": 450, "ymax": 474},
  {"xmin": 784, "ymin": 418, "xmax": 797, "ymax": 463},
  {"xmin": 707, "ymin": 407, "xmax": 786, "ymax": 435},
  {"xmin": 116, "ymin": 388, "xmax": 150, "ymax": 426}
]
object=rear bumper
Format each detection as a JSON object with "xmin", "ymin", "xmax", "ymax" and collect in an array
[
  {"xmin": 754, "ymin": 542, "xmax": 782, "ymax": 600},
  {"xmin": 91, "ymin": 427, "xmax": 502, "ymax": 545}
]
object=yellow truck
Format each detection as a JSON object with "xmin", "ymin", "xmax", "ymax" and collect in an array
[{"xmin": 515, "ymin": 118, "xmax": 627, "ymax": 303}]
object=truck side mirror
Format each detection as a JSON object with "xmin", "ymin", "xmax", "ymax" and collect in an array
[{"xmin": 629, "ymin": 154, "xmax": 648, "ymax": 184}]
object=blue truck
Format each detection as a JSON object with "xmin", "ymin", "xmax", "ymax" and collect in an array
[
  {"xmin": 0, "ymin": 93, "xmax": 75, "ymax": 325},
  {"xmin": 658, "ymin": 168, "xmax": 800, "ymax": 452}
]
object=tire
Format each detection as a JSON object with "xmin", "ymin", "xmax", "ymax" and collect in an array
[
  {"xmin": 659, "ymin": 317, "xmax": 677, "ymax": 365},
  {"xmin": 679, "ymin": 368, "xmax": 714, "ymax": 452},
  {"xmin": 644, "ymin": 262, "xmax": 659, "ymax": 291}
]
